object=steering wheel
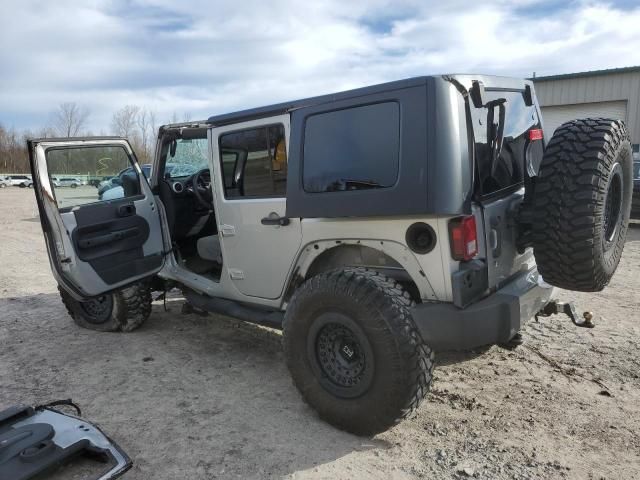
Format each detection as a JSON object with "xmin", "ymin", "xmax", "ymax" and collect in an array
[{"xmin": 191, "ymin": 168, "xmax": 214, "ymax": 209}]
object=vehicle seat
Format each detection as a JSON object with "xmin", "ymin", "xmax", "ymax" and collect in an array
[
  {"xmin": 121, "ymin": 173, "xmax": 140, "ymax": 197},
  {"xmin": 197, "ymin": 235, "xmax": 222, "ymax": 263},
  {"xmin": 158, "ymin": 180, "xmax": 176, "ymax": 235}
]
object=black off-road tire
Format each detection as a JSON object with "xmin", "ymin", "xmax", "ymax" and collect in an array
[
  {"xmin": 531, "ymin": 118, "xmax": 633, "ymax": 291},
  {"xmin": 283, "ymin": 268, "xmax": 434, "ymax": 436},
  {"xmin": 59, "ymin": 282, "xmax": 152, "ymax": 332}
]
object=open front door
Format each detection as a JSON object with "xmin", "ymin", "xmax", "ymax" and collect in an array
[{"xmin": 28, "ymin": 138, "xmax": 165, "ymax": 299}]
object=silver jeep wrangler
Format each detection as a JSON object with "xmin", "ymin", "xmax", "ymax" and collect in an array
[{"xmin": 28, "ymin": 74, "xmax": 633, "ymax": 435}]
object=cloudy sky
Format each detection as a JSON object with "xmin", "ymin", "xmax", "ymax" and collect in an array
[{"xmin": 1, "ymin": 0, "xmax": 640, "ymax": 133}]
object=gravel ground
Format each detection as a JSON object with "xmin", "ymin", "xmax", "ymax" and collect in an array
[{"xmin": 1, "ymin": 187, "xmax": 639, "ymax": 480}]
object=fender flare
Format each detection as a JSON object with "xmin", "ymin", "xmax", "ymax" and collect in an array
[{"xmin": 283, "ymin": 239, "xmax": 438, "ymax": 302}]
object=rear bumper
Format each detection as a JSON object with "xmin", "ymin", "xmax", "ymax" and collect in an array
[{"xmin": 411, "ymin": 267, "xmax": 554, "ymax": 351}]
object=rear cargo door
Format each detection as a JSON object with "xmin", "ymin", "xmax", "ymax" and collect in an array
[
  {"xmin": 28, "ymin": 138, "xmax": 165, "ymax": 299},
  {"xmin": 470, "ymin": 86, "xmax": 543, "ymax": 288}
]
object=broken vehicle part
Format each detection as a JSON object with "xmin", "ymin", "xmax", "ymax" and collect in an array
[{"xmin": 0, "ymin": 401, "xmax": 131, "ymax": 480}]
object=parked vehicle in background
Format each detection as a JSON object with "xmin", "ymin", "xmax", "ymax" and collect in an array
[
  {"xmin": 6, "ymin": 175, "xmax": 33, "ymax": 187},
  {"xmin": 88, "ymin": 176, "xmax": 111, "ymax": 187},
  {"xmin": 632, "ymin": 161, "xmax": 640, "ymax": 219},
  {"xmin": 52, "ymin": 177, "xmax": 82, "ymax": 188},
  {"xmin": 0, "ymin": 176, "xmax": 10, "ymax": 188}
]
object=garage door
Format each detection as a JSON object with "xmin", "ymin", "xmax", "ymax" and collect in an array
[{"xmin": 541, "ymin": 100, "xmax": 628, "ymax": 137}]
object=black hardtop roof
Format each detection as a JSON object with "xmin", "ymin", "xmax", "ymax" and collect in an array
[
  {"xmin": 205, "ymin": 74, "xmax": 531, "ymax": 127},
  {"xmin": 206, "ymin": 76, "xmax": 428, "ymax": 127}
]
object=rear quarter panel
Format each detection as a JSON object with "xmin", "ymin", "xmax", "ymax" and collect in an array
[{"xmin": 293, "ymin": 216, "xmax": 459, "ymax": 302}]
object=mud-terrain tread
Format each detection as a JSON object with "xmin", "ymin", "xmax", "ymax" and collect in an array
[
  {"xmin": 531, "ymin": 118, "xmax": 632, "ymax": 291},
  {"xmin": 283, "ymin": 267, "xmax": 434, "ymax": 435},
  {"xmin": 118, "ymin": 282, "xmax": 153, "ymax": 332},
  {"xmin": 58, "ymin": 282, "xmax": 152, "ymax": 332}
]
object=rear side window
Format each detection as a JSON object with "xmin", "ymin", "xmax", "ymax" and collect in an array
[{"xmin": 303, "ymin": 102, "xmax": 400, "ymax": 193}]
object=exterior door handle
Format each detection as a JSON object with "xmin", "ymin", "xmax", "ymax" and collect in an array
[{"xmin": 261, "ymin": 214, "xmax": 290, "ymax": 226}]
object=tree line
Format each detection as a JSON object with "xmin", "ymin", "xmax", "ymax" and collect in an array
[{"xmin": 0, "ymin": 103, "xmax": 186, "ymax": 174}]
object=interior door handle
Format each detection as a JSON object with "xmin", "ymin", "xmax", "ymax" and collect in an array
[
  {"xmin": 261, "ymin": 214, "xmax": 290, "ymax": 226},
  {"xmin": 117, "ymin": 204, "xmax": 136, "ymax": 217},
  {"xmin": 78, "ymin": 227, "xmax": 140, "ymax": 249}
]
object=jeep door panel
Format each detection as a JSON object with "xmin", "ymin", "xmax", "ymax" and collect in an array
[
  {"xmin": 28, "ymin": 138, "xmax": 165, "ymax": 298},
  {"xmin": 210, "ymin": 116, "xmax": 302, "ymax": 300}
]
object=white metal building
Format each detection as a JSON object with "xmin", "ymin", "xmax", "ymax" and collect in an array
[{"xmin": 532, "ymin": 66, "xmax": 640, "ymax": 155}]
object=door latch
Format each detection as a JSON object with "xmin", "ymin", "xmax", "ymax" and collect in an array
[{"xmin": 261, "ymin": 213, "xmax": 290, "ymax": 226}]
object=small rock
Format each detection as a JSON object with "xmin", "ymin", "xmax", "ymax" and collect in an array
[
  {"xmin": 142, "ymin": 356, "xmax": 154, "ymax": 362},
  {"xmin": 458, "ymin": 466, "xmax": 475, "ymax": 476}
]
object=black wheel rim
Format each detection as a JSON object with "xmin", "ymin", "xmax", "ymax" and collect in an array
[
  {"xmin": 307, "ymin": 312, "xmax": 375, "ymax": 399},
  {"xmin": 603, "ymin": 163, "xmax": 623, "ymax": 246},
  {"xmin": 79, "ymin": 295, "xmax": 114, "ymax": 324}
]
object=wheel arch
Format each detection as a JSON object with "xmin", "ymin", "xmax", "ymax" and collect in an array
[{"xmin": 283, "ymin": 241, "xmax": 437, "ymax": 304}]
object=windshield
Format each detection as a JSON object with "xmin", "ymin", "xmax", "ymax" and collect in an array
[{"xmin": 165, "ymin": 136, "xmax": 209, "ymax": 177}]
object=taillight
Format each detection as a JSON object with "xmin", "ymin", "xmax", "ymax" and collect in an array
[
  {"xmin": 449, "ymin": 216, "xmax": 478, "ymax": 261},
  {"xmin": 528, "ymin": 128, "xmax": 543, "ymax": 141}
]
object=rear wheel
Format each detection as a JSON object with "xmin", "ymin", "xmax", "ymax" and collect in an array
[
  {"xmin": 59, "ymin": 282, "xmax": 152, "ymax": 332},
  {"xmin": 531, "ymin": 118, "xmax": 633, "ymax": 291},
  {"xmin": 283, "ymin": 268, "xmax": 434, "ymax": 436}
]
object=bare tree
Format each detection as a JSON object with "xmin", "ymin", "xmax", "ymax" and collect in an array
[
  {"xmin": 111, "ymin": 105, "xmax": 161, "ymax": 162},
  {"xmin": 111, "ymin": 105, "xmax": 141, "ymax": 139},
  {"xmin": 52, "ymin": 102, "xmax": 90, "ymax": 137},
  {"xmin": 136, "ymin": 108, "xmax": 157, "ymax": 163}
]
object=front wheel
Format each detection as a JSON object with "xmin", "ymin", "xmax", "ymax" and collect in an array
[
  {"xmin": 58, "ymin": 282, "xmax": 152, "ymax": 332},
  {"xmin": 283, "ymin": 268, "xmax": 434, "ymax": 436}
]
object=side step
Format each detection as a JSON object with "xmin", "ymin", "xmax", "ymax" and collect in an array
[{"xmin": 183, "ymin": 290, "xmax": 284, "ymax": 330}]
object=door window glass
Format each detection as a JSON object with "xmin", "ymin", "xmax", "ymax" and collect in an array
[
  {"xmin": 45, "ymin": 145, "xmax": 141, "ymax": 210},
  {"xmin": 218, "ymin": 124, "xmax": 287, "ymax": 198},
  {"xmin": 302, "ymin": 102, "xmax": 400, "ymax": 193}
]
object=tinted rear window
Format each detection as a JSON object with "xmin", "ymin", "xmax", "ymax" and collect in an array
[
  {"xmin": 302, "ymin": 102, "xmax": 400, "ymax": 193},
  {"xmin": 470, "ymin": 90, "xmax": 540, "ymax": 196}
]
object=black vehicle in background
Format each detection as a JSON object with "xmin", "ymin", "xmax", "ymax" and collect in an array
[{"xmin": 632, "ymin": 160, "xmax": 640, "ymax": 219}]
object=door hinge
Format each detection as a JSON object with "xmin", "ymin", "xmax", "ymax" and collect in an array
[
  {"xmin": 221, "ymin": 224, "xmax": 236, "ymax": 236},
  {"xmin": 228, "ymin": 268, "xmax": 244, "ymax": 280}
]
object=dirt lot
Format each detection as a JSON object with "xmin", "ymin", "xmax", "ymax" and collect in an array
[{"xmin": 1, "ymin": 187, "xmax": 639, "ymax": 480}]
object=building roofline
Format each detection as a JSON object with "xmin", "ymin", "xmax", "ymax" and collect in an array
[{"xmin": 531, "ymin": 66, "xmax": 640, "ymax": 82}]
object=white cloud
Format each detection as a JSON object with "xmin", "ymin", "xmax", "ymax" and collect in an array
[{"xmin": 1, "ymin": 0, "xmax": 639, "ymax": 132}]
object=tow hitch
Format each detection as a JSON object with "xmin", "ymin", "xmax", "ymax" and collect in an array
[{"xmin": 536, "ymin": 300, "xmax": 595, "ymax": 328}]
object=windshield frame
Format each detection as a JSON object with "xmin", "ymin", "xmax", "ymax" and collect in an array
[{"xmin": 154, "ymin": 126, "xmax": 210, "ymax": 184}]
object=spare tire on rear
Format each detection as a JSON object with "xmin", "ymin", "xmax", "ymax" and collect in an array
[{"xmin": 531, "ymin": 118, "xmax": 633, "ymax": 291}]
